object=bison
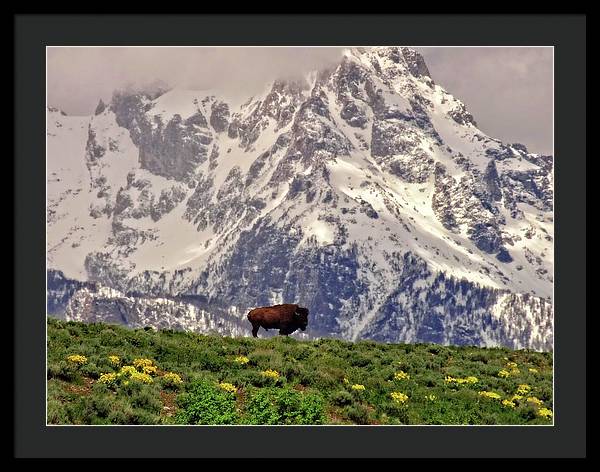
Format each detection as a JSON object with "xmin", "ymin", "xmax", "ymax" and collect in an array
[{"xmin": 247, "ymin": 304, "xmax": 309, "ymax": 338}]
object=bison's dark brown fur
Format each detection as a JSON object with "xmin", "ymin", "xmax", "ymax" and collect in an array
[{"xmin": 247, "ymin": 304, "xmax": 309, "ymax": 337}]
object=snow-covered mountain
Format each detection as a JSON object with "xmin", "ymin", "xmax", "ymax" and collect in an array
[{"xmin": 47, "ymin": 47, "xmax": 554, "ymax": 350}]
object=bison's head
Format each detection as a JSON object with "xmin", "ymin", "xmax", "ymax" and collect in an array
[{"xmin": 294, "ymin": 307, "xmax": 309, "ymax": 331}]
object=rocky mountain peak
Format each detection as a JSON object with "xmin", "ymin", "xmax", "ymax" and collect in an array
[{"xmin": 345, "ymin": 46, "xmax": 432, "ymax": 81}]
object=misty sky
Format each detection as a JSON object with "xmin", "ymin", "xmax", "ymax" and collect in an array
[{"xmin": 47, "ymin": 46, "xmax": 553, "ymax": 155}]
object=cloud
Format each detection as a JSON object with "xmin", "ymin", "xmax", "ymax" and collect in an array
[
  {"xmin": 415, "ymin": 47, "xmax": 553, "ymax": 155},
  {"xmin": 46, "ymin": 46, "xmax": 345, "ymax": 114},
  {"xmin": 47, "ymin": 46, "xmax": 553, "ymax": 155}
]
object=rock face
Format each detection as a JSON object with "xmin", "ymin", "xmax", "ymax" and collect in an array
[
  {"xmin": 48, "ymin": 270, "xmax": 246, "ymax": 335},
  {"xmin": 46, "ymin": 47, "xmax": 554, "ymax": 350}
]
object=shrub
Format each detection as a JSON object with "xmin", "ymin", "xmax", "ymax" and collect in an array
[
  {"xmin": 162, "ymin": 372, "xmax": 184, "ymax": 389},
  {"xmin": 292, "ymin": 346, "xmax": 312, "ymax": 361},
  {"xmin": 197, "ymin": 351, "xmax": 226, "ymax": 372},
  {"xmin": 331, "ymin": 390, "xmax": 353, "ymax": 407},
  {"xmin": 130, "ymin": 387, "xmax": 162, "ymax": 413},
  {"xmin": 244, "ymin": 389, "xmax": 281, "ymax": 425},
  {"xmin": 385, "ymin": 402, "xmax": 410, "ymax": 423},
  {"xmin": 100, "ymin": 329, "xmax": 120, "ymax": 347},
  {"xmin": 428, "ymin": 345, "xmax": 442, "ymax": 355},
  {"xmin": 127, "ymin": 408, "xmax": 162, "ymax": 425},
  {"xmin": 347, "ymin": 352, "xmax": 372, "ymax": 368},
  {"xmin": 176, "ymin": 380, "xmax": 238, "ymax": 425},
  {"xmin": 47, "ymin": 399, "xmax": 68, "ymax": 424},
  {"xmin": 80, "ymin": 362, "xmax": 103, "ymax": 379},
  {"xmin": 82, "ymin": 394, "xmax": 113, "ymax": 420},
  {"xmin": 249, "ymin": 349, "xmax": 283, "ymax": 368},
  {"xmin": 107, "ymin": 407, "xmax": 130, "ymax": 424},
  {"xmin": 244, "ymin": 387, "xmax": 326, "ymax": 425},
  {"xmin": 118, "ymin": 378, "xmax": 144, "ymax": 396},
  {"xmin": 344, "ymin": 404, "xmax": 370, "ymax": 424},
  {"xmin": 297, "ymin": 367, "xmax": 342, "ymax": 390},
  {"xmin": 48, "ymin": 360, "xmax": 79, "ymax": 382},
  {"xmin": 294, "ymin": 392, "xmax": 326, "ymax": 425},
  {"xmin": 219, "ymin": 369, "xmax": 264, "ymax": 388},
  {"xmin": 518, "ymin": 404, "xmax": 538, "ymax": 421}
]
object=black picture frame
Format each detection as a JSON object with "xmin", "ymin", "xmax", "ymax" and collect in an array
[{"xmin": 15, "ymin": 14, "xmax": 586, "ymax": 458}]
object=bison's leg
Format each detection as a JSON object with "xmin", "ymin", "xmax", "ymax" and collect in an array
[{"xmin": 251, "ymin": 323, "xmax": 260, "ymax": 338}]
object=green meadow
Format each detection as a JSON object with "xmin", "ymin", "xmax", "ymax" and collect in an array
[{"xmin": 47, "ymin": 317, "xmax": 553, "ymax": 425}]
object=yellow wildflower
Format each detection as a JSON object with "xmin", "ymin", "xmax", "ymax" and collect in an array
[
  {"xmin": 98, "ymin": 372, "xmax": 117, "ymax": 385},
  {"xmin": 219, "ymin": 382, "xmax": 237, "ymax": 393},
  {"xmin": 445, "ymin": 375, "xmax": 478, "ymax": 385},
  {"xmin": 394, "ymin": 371, "xmax": 410, "ymax": 381},
  {"xmin": 130, "ymin": 371, "xmax": 153, "ymax": 384},
  {"xmin": 142, "ymin": 365, "xmax": 158, "ymax": 375},
  {"xmin": 502, "ymin": 399, "xmax": 516, "ymax": 408},
  {"xmin": 118, "ymin": 365, "xmax": 137, "ymax": 377},
  {"xmin": 537, "ymin": 408, "xmax": 553, "ymax": 419},
  {"xmin": 498, "ymin": 369, "xmax": 510, "ymax": 378},
  {"xmin": 133, "ymin": 358, "xmax": 154, "ymax": 370},
  {"xmin": 425, "ymin": 394, "xmax": 437, "ymax": 402},
  {"xmin": 516, "ymin": 384, "xmax": 532, "ymax": 395},
  {"xmin": 506, "ymin": 361, "xmax": 518, "ymax": 369},
  {"xmin": 343, "ymin": 377, "xmax": 350, "ymax": 384},
  {"xmin": 527, "ymin": 396, "xmax": 544, "ymax": 407},
  {"xmin": 479, "ymin": 391, "xmax": 502, "ymax": 400},
  {"xmin": 261, "ymin": 369, "xmax": 280, "ymax": 379},
  {"xmin": 234, "ymin": 355, "xmax": 250, "ymax": 365},
  {"xmin": 390, "ymin": 392, "xmax": 408, "ymax": 404},
  {"xmin": 162, "ymin": 372, "xmax": 183, "ymax": 385},
  {"xmin": 351, "ymin": 384, "xmax": 366, "ymax": 391},
  {"xmin": 528, "ymin": 368, "xmax": 539, "ymax": 374},
  {"xmin": 511, "ymin": 394, "xmax": 524, "ymax": 402},
  {"xmin": 66, "ymin": 354, "xmax": 87, "ymax": 365},
  {"xmin": 108, "ymin": 355, "xmax": 120, "ymax": 366}
]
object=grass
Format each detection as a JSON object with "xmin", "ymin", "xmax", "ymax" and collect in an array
[{"xmin": 47, "ymin": 317, "xmax": 553, "ymax": 425}]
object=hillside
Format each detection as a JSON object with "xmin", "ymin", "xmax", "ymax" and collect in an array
[{"xmin": 47, "ymin": 318, "xmax": 553, "ymax": 425}]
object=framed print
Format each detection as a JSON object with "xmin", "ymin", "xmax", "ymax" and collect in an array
[{"xmin": 15, "ymin": 13, "xmax": 586, "ymax": 458}]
